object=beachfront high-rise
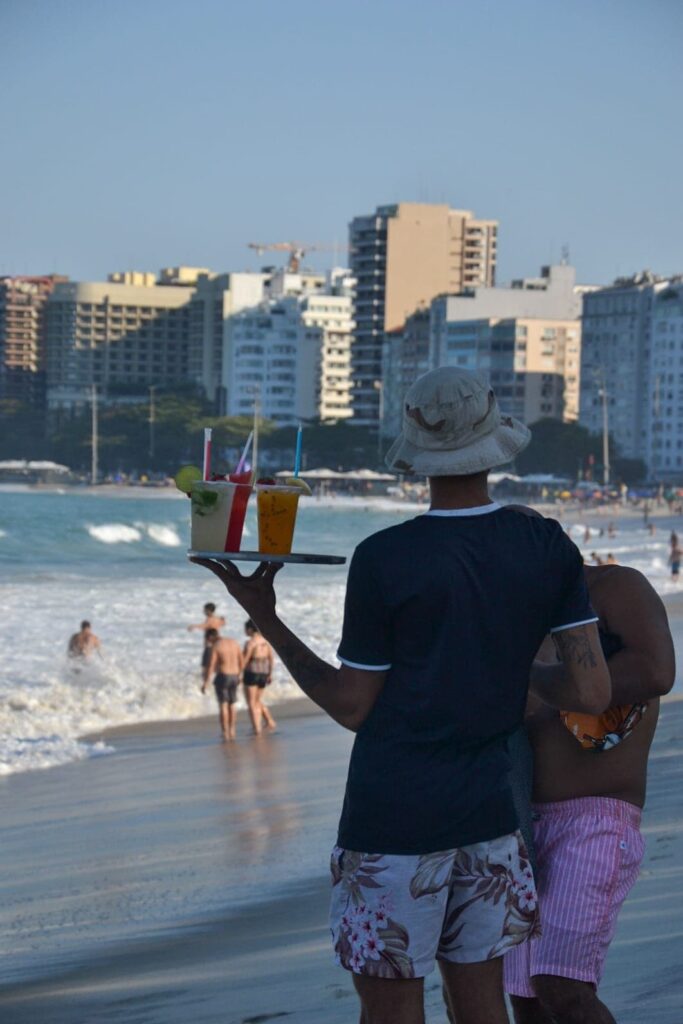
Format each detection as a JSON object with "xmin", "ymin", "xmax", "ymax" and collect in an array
[
  {"xmin": 381, "ymin": 308, "xmax": 431, "ymax": 439},
  {"xmin": 646, "ymin": 280, "xmax": 683, "ymax": 477},
  {"xmin": 428, "ymin": 264, "xmax": 582, "ymax": 428},
  {"xmin": 45, "ymin": 271, "xmax": 200, "ymax": 412},
  {"xmin": 44, "ymin": 266, "xmax": 272, "ymax": 413},
  {"xmin": 0, "ymin": 275, "xmax": 68, "ymax": 407},
  {"xmin": 224, "ymin": 268, "xmax": 354, "ymax": 424},
  {"xmin": 189, "ymin": 271, "xmax": 270, "ymax": 411},
  {"xmin": 579, "ymin": 271, "xmax": 683, "ymax": 477},
  {"xmin": 349, "ymin": 202, "xmax": 498, "ymax": 425}
]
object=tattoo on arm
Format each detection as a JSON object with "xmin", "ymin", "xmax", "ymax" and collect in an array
[{"xmin": 553, "ymin": 628, "xmax": 598, "ymax": 669}]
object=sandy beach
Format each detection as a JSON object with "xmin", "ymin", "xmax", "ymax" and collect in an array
[{"xmin": 1, "ymin": 684, "xmax": 682, "ymax": 1024}]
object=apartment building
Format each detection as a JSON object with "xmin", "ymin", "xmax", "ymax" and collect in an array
[
  {"xmin": 579, "ymin": 271, "xmax": 683, "ymax": 476},
  {"xmin": 434, "ymin": 316, "xmax": 580, "ymax": 426},
  {"xmin": 45, "ymin": 273, "xmax": 199, "ymax": 411},
  {"xmin": 0, "ymin": 275, "xmax": 67, "ymax": 406},
  {"xmin": 579, "ymin": 271, "xmax": 661, "ymax": 465},
  {"xmin": 190, "ymin": 271, "xmax": 269, "ymax": 410},
  {"xmin": 224, "ymin": 270, "xmax": 354, "ymax": 424},
  {"xmin": 349, "ymin": 202, "xmax": 498, "ymax": 425},
  {"xmin": 646, "ymin": 280, "xmax": 683, "ymax": 476},
  {"xmin": 382, "ymin": 308, "xmax": 431, "ymax": 438},
  {"xmin": 427, "ymin": 264, "xmax": 582, "ymax": 427}
]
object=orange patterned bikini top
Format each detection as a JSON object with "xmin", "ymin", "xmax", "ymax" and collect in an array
[{"xmin": 561, "ymin": 625, "xmax": 647, "ymax": 751}]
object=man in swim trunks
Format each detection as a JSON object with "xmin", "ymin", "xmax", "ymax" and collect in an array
[
  {"xmin": 192, "ymin": 368, "xmax": 611, "ymax": 1024},
  {"xmin": 243, "ymin": 619, "xmax": 276, "ymax": 735},
  {"xmin": 202, "ymin": 628, "xmax": 244, "ymax": 740},
  {"xmin": 68, "ymin": 620, "xmax": 101, "ymax": 659},
  {"xmin": 504, "ymin": 562, "xmax": 674, "ymax": 1024}
]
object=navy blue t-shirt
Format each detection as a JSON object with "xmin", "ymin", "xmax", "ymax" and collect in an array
[{"xmin": 336, "ymin": 503, "xmax": 596, "ymax": 855}]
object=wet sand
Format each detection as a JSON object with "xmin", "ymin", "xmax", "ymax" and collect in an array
[{"xmin": 1, "ymin": 685, "xmax": 683, "ymax": 1021}]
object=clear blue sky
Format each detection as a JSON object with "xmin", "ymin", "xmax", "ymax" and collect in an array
[{"xmin": 1, "ymin": 0, "xmax": 681, "ymax": 285}]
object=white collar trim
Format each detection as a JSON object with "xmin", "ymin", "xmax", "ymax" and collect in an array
[{"xmin": 424, "ymin": 502, "xmax": 501, "ymax": 517}]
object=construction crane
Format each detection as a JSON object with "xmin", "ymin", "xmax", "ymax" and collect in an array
[{"xmin": 247, "ymin": 241, "xmax": 347, "ymax": 273}]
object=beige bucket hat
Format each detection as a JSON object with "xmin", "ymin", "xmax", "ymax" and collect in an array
[{"xmin": 385, "ymin": 367, "xmax": 531, "ymax": 476}]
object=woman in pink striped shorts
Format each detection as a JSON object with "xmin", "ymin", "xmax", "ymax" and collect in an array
[{"xmin": 504, "ymin": 563, "xmax": 674, "ymax": 1024}]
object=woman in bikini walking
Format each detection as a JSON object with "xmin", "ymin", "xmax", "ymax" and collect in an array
[{"xmin": 243, "ymin": 619, "xmax": 277, "ymax": 735}]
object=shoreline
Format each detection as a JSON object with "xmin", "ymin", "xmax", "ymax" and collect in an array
[
  {"xmin": 1, "ymin": 698, "xmax": 682, "ymax": 1022},
  {"xmin": 3, "ymin": 478, "xmax": 683, "ymax": 515},
  {"xmin": 81, "ymin": 690, "xmax": 326, "ymax": 744}
]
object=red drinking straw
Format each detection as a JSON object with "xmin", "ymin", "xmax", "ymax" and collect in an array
[{"xmin": 203, "ymin": 428, "xmax": 212, "ymax": 480}]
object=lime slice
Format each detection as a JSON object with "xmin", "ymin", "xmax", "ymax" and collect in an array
[
  {"xmin": 191, "ymin": 489, "xmax": 219, "ymax": 515},
  {"xmin": 174, "ymin": 465, "xmax": 202, "ymax": 495},
  {"xmin": 284, "ymin": 476, "xmax": 312, "ymax": 496}
]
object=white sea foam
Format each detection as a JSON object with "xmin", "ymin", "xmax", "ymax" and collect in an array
[
  {"xmin": 0, "ymin": 559, "xmax": 343, "ymax": 776},
  {"xmin": 87, "ymin": 523, "xmax": 142, "ymax": 544},
  {"xmin": 0, "ymin": 735, "xmax": 113, "ymax": 776},
  {"xmin": 146, "ymin": 523, "xmax": 181, "ymax": 547}
]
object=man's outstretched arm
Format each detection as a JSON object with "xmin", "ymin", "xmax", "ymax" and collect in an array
[{"xmin": 191, "ymin": 559, "xmax": 386, "ymax": 731}]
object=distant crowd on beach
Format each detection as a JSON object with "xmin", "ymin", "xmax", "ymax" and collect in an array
[{"xmin": 563, "ymin": 517, "xmax": 683, "ymax": 580}]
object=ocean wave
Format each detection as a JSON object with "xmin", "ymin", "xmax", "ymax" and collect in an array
[
  {"xmin": 0, "ymin": 528, "xmax": 6, "ymax": 538},
  {"xmin": 0, "ymin": 652, "xmax": 306, "ymax": 777},
  {"xmin": 0, "ymin": 735, "xmax": 114, "ymax": 776},
  {"xmin": 87, "ymin": 523, "xmax": 142, "ymax": 544},
  {"xmin": 146, "ymin": 524, "xmax": 182, "ymax": 547}
]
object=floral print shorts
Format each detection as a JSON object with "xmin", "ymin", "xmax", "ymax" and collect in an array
[{"xmin": 330, "ymin": 830, "xmax": 539, "ymax": 978}]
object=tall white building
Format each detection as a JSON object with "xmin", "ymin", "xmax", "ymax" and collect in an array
[
  {"xmin": 190, "ymin": 271, "xmax": 269, "ymax": 409},
  {"xmin": 224, "ymin": 269, "xmax": 354, "ymax": 424},
  {"xmin": 646, "ymin": 281, "xmax": 683, "ymax": 477},
  {"xmin": 579, "ymin": 271, "xmax": 683, "ymax": 475}
]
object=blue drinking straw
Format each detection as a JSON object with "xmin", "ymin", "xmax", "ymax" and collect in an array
[{"xmin": 294, "ymin": 424, "xmax": 303, "ymax": 477}]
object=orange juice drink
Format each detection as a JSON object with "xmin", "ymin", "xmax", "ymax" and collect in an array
[{"xmin": 257, "ymin": 486, "xmax": 301, "ymax": 555}]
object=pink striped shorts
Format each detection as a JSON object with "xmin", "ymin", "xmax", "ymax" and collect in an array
[{"xmin": 504, "ymin": 797, "xmax": 644, "ymax": 997}]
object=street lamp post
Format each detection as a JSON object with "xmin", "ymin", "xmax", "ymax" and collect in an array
[
  {"xmin": 598, "ymin": 381, "xmax": 610, "ymax": 487},
  {"xmin": 148, "ymin": 385, "xmax": 156, "ymax": 462},
  {"xmin": 373, "ymin": 379, "xmax": 384, "ymax": 466},
  {"xmin": 91, "ymin": 382, "xmax": 98, "ymax": 485}
]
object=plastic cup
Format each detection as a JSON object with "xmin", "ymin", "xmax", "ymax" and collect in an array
[
  {"xmin": 256, "ymin": 485, "xmax": 301, "ymax": 555},
  {"xmin": 191, "ymin": 479, "xmax": 252, "ymax": 552}
]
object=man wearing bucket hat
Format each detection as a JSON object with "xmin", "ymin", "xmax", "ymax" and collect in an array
[{"xmin": 193, "ymin": 366, "xmax": 611, "ymax": 1024}]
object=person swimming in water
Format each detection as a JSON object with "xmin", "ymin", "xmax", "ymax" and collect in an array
[{"xmin": 68, "ymin": 620, "xmax": 101, "ymax": 659}]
